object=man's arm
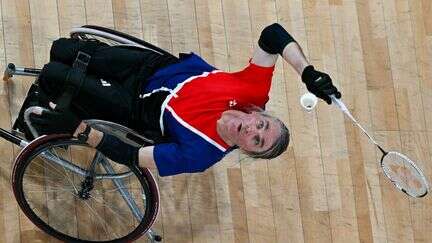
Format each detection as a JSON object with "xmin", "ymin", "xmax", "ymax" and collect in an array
[
  {"xmin": 251, "ymin": 23, "xmax": 309, "ymax": 74},
  {"xmin": 252, "ymin": 42, "xmax": 309, "ymax": 74},
  {"xmin": 281, "ymin": 43, "xmax": 309, "ymax": 75},
  {"xmin": 138, "ymin": 146, "xmax": 157, "ymax": 169},
  {"xmin": 74, "ymin": 122, "xmax": 157, "ymax": 169},
  {"xmin": 250, "ymin": 46, "xmax": 278, "ymax": 67},
  {"xmin": 251, "ymin": 23, "xmax": 341, "ymax": 104}
]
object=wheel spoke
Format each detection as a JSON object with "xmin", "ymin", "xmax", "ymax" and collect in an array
[
  {"xmin": 81, "ymin": 199, "xmax": 117, "ymax": 239},
  {"xmin": 27, "ymin": 159, "xmax": 68, "ymax": 180},
  {"xmin": 25, "ymin": 188, "xmax": 76, "ymax": 193},
  {"xmin": 24, "ymin": 173, "xmax": 78, "ymax": 185},
  {"xmin": 54, "ymin": 148, "xmax": 80, "ymax": 194},
  {"xmin": 90, "ymin": 191, "xmax": 143, "ymax": 219},
  {"xmin": 89, "ymin": 194, "xmax": 136, "ymax": 226}
]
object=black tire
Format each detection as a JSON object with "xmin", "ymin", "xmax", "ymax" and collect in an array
[{"xmin": 12, "ymin": 134, "xmax": 159, "ymax": 242}]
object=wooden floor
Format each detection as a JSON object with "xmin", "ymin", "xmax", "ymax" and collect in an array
[{"xmin": 0, "ymin": 0, "xmax": 431, "ymax": 242}]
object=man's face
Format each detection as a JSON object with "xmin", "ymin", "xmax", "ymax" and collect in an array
[{"xmin": 217, "ymin": 110, "xmax": 281, "ymax": 153}]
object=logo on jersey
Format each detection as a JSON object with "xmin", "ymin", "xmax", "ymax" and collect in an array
[
  {"xmin": 100, "ymin": 79, "xmax": 111, "ymax": 87},
  {"xmin": 228, "ymin": 99, "xmax": 237, "ymax": 107}
]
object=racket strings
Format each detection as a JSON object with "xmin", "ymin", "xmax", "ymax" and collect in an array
[{"xmin": 381, "ymin": 152, "xmax": 428, "ymax": 197}]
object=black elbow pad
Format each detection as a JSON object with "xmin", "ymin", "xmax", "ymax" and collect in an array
[{"xmin": 258, "ymin": 23, "xmax": 296, "ymax": 55}]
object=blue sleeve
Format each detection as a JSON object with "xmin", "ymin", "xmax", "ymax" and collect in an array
[
  {"xmin": 144, "ymin": 53, "xmax": 217, "ymax": 92},
  {"xmin": 153, "ymin": 142, "xmax": 224, "ymax": 177}
]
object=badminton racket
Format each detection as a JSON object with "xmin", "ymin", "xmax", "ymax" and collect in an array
[{"xmin": 331, "ymin": 95, "xmax": 429, "ymax": 198}]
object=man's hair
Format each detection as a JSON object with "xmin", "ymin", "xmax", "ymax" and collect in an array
[{"xmin": 241, "ymin": 105, "xmax": 290, "ymax": 159}]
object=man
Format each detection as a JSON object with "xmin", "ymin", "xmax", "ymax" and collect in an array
[{"xmin": 29, "ymin": 23, "xmax": 341, "ymax": 176}]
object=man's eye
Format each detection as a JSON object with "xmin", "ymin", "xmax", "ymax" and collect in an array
[{"xmin": 257, "ymin": 120, "xmax": 264, "ymax": 129}]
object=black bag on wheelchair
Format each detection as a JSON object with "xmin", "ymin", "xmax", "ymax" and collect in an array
[{"xmin": 13, "ymin": 39, "xmax": 105, "ymax": 140}]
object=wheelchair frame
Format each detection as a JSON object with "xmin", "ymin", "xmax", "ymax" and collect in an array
[{"xmin": 0, "ymin": 25, "xmax": 167, "ymax": 243}]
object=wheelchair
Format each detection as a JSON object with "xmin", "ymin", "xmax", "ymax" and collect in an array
[{"xmin": 1, "ymin": 25, "xmax": 169, "ymax": 242}]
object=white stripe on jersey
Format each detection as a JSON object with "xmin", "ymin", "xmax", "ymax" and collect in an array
[{"xmin": 165, "ymin": 105, "xmax": 227, "ymax": 152}]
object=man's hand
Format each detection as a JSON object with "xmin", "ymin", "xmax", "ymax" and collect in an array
[
  {"xmin": 301, "ymin": 65, "xmax": 341, "ymax": 104},
  {"xmin": 29, "ymin": 103, "xmax": 81, "ymax": 135}
]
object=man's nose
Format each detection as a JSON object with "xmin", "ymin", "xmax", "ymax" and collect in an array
[{"xmin": 243, "ymin": 124, "xmax": 254, "ymax": 134}]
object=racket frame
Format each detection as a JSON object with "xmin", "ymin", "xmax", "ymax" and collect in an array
[{"xmin": 379, "ymin": 151, "xmax": 429, "ymax": 198}]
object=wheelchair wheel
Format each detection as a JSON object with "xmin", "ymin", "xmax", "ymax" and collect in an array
[
  {"xmin": 70, "ymin": 25, "xmax": 173, "ymax": 57},
  {"xmin": 12, "ymin": 134, "xmax": 159, "ymax": 242}
]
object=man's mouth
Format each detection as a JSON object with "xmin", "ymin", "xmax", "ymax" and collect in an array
[{"xmin": 237, "ymin": 123, "xmax": 242, "ymax": 133}]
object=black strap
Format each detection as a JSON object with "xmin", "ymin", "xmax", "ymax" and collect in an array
[
  {"xmin": 56, "ymin": 40, "xmax": 100, "ymax": 109},
  {"xmin": 78, "ymin": 124, "xmax": 92, "ymax": 142},
  {"xmin": 79, "ymin": 39, "xmax": 100, "ymax": 55},
  {"xmin": 73, "ymin": 51, "xmax": 91, "ymax": 70}
]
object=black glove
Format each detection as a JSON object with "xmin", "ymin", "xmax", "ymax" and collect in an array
[
  {"xmin": 301, "ymin": 65, "xmax": 341, "ymax": 104},
  {"xmin": 29, "ymin": 107, "xmax": 81, "ymax": 135}
]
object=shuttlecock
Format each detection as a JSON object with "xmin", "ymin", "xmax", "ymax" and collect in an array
[{"xmin": 300, "ymin": 92, "xmax": 318, "ymax": 112}]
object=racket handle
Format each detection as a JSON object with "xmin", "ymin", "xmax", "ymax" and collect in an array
[{"xmin": 330, "ymin": 95, "xmax": 349, "ymax": 113}]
